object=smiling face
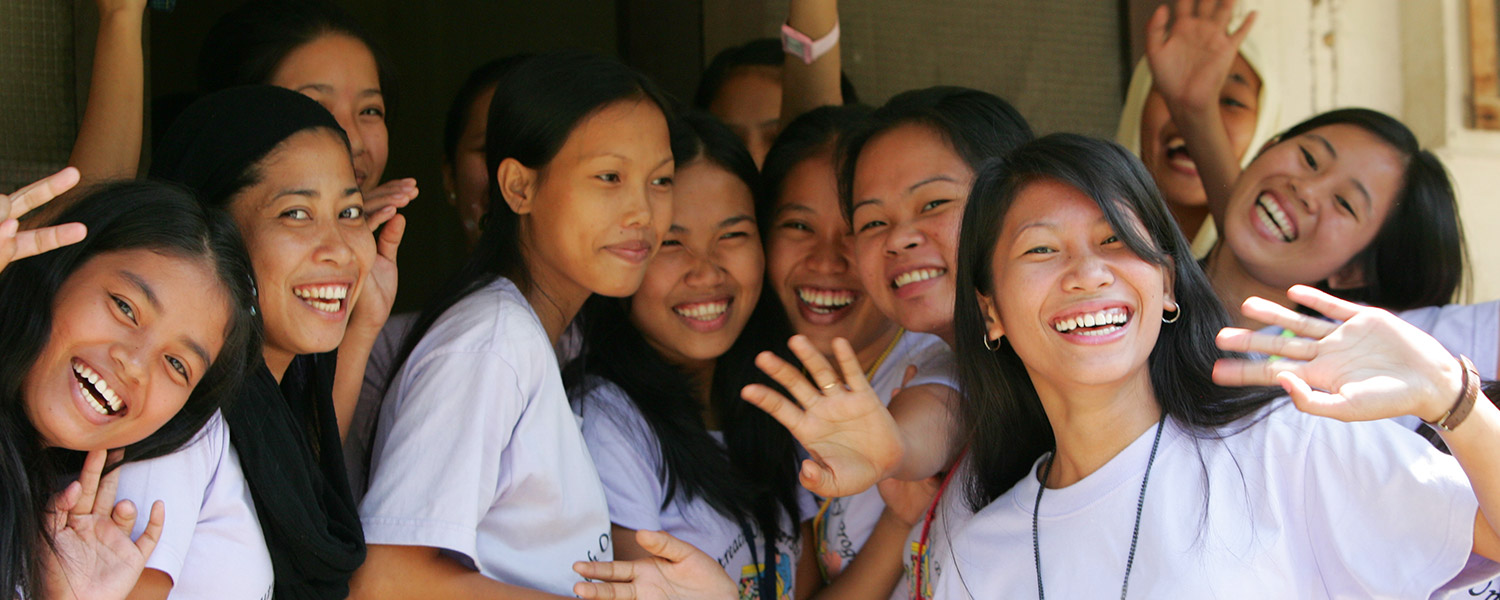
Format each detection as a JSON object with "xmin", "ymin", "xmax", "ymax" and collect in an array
[
  {"xmin": 1220, "ymin": 123, "xmax": 1405, "ymax": 289},
  {"xmin": 850, "ymin": 124, "xmax": 973, "ymax": 341},
  {"xmin": 708, "ymin": 66, "xmax": 782, "ymax": 168},
  {"xmin": 271, "ymin": 33, "xmax": 388, "ymax": 193},
  {"xmin": 766, "ymin": 149, "xmax": 898, "ymax": 358},
  {"xmin": 1138, "ymin": 54, "xmax": 1262, "ymax": 214},
  {"xmin": 24, "ymin": 250, "xmax": 230, "ymax": 450},
  {"xmin": 445, "ymin": 84, "xmax": 497, "ymax": 247},
  {"xmin": 979, "ymin": 179, "xmax": 1172, "ymax": 394},
  {"xmin": 227, "ymin": 128, "xmax": 373, "ymax": 370},
  {"xmin": 518, "ymin": 98, "xmax": 675, "ymax": 301},
  {"xmin": 630, "ymin": 159, "xmax": 762, "ymax": 365}
]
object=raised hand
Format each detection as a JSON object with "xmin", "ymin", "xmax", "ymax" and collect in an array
[
  {"xmin": 877, "ymin": 475, "xmax": 941, "ymax": 528},
  {"xmin": 1145, "ymin": 0, "xmax": 1256, "ymax": 111},
  {"xmin": 573, "ymin": 530, "xmax": 736, "ymax": 600},
  {"xmin": 1212, "ymin": 285, "xmax": 1467, "ymax": 424},
  {"xmin": 742, "ymin": 335, "xmax": 903, "ymax": 498},
  {"xmin": 43, "ymin": 450, "xmax": 165, "ymax": 600},
  {"xmin": 1, "ymin": 168, "xmax": 87, "ymax": 275},
  {"xmin": 363, "ymin": 178, "xmax": 418, "ymax": 219},
  {"xmin": 349, "ymin": 210, "xmax": 405, "ymax": 334}
]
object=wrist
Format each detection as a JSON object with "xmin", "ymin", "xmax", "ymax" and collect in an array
[
  {"xmin": 98, "ymin": 7, "xmax": 145, "ymax": 26},
  {"xmin": 1422, "ymin": 355, "xmax": 1478, "ymax": 431},
  {"xmin": 878, "ymin": 505, "xmax": 919, "ymax": 530}
]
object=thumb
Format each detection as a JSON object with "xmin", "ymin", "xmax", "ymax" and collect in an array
[
  {"xmin": 799, "ymin": 458, "xmax": 838, "ymax": 497},
  {"xmin": 637, "ymin": 530, "xmax": 692, "ymax": 563}
]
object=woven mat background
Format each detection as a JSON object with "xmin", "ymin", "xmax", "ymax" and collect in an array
[{"xmin": 0, "ymin": 1, "xmax": 78, "ymax": 193}]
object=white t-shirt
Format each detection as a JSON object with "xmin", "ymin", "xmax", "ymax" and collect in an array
[
  {"xmin": 577, "ymin": 378, "xmax": 817, "ymax": 599},
  {"xmin": 815, "ymin": 332, "xmax": 955, "ymax": 588},
  {"xmin": 1397, "ymin": 301, "xmax": 1499, "ymax": 380},
  {"xmin": 360, "ymin": 277, "xmax": 613, "ymax": 595},
  {"xmin": 936, "ymin": 405, "xmax": 1498, "ymax": 599},
  {"xmin": 902, "ymin": 459, "xmax": 975, "ymax": 600},
  {"xmin": 115, "ymin": 413, "xmax": 274, "ymax": 600}
]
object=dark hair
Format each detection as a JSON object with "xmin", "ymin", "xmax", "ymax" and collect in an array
[
  {"xmin": 693, "ymin": 38, "xmax": 860, "ymax": 108},
  {"xmin": 199, "ymin": 0, "xmax": 395, "ymax": 110},
  {"xmin": 441, "ymin": 55, "xmax": 533, "ymax": 166},
  {"xmin": 836, "ymin": 86, "xmax": 1034, "ymax": 225},
  {"xmin": 1266, "ymin": 108, "xmax": 1468, "ymax": 310},
  {"xmin": 388, "ymin": 50, "xmax": 674, "ymax": 390},
  {"xmin": 953, "ymin": 134, "xmax": 1281, "ymax": 510},
  {"xmin": 566, "ymin": 112, "xmax": 802, "ymax": 600},
  {"xmin": 759, "ymin": 104, "xmax": 872, "ymax": 232},
  {"xmin": 0, "ymin": 181, "xmax": 261, "ymax": 598}
]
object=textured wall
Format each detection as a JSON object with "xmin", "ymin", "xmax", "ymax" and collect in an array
[{"xmin": 0, "ymin": 1, "xmax": 79, "ymax": 192}]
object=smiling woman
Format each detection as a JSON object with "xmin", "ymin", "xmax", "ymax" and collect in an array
[{"xmin": 0, "ymin": 178, "xmax": 259, "ymax": 599}]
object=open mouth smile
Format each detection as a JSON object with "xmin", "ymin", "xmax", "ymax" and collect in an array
[
  {"xmin": 891, "ymin": 268, "xmax": 945, "ymax": 290},
  {"xmin": 1255, "ymin": 193, "xmax": 1297, "ymax": 242},
  {"xmin": 292, "ymin": 284, "xmax": 350, "ymax": 314},
  {"xmin": 1051, "ymin": 307, "xmax": 1131, "ymax": 337},
  {"xmin": 72, "ymin": 359, "xmax": 123, "ymax": 416},
  {"xmin": 797, "ymin": 287, "xmax": 856, "ymax": 315}
]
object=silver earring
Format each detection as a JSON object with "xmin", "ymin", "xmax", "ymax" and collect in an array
[
  {"xmin": 1162, "ymin": 305, "xmax": 1182, "ymax": 324},
  {"xmin": 983, "ymin": 333, "xmax": 1001, "ymax": 351}
]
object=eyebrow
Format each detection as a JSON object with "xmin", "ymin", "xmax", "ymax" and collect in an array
[
  {"xmin": 122, "ymin": 270, "xmax": 212, "ymax": 367},
  {"xmin": 719, "ymin": 215, "xmax": 755, "ymax": 228},
  {"xmin": 1227, "ymin": 73, "xmax": 1252, "ymax": 88},
  {"xmin": 1309, "ymin": 134, "xmax": 1338, "ymax": 159},
  {"xmin": 851, "ymin": 198, "xmax": 881, "ymax": 213},
  {"xmin": 294, "ymin": 84, "xmax": 333, "ymax": 95},
  {"xmin": 773, "ymin": 203, "xmax": 815, "ymax": 218},
  {"xmin": 908, "ymin": 175, "xmax": 959, "ymax": 194}
]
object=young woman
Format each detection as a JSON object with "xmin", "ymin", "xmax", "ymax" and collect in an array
[
  {"xmin": 568, "ymin": 111, "xmax": 819, "ymax": 599},
  {"xmin": 352, "ymin": 51, "xmax": 675, "ymax": 598},
  {"xmin": 762, "ymin": 105, "xmax": 952, "ymax": 599},
  {"xmin": 1, "ymin": 174, "xmax": 260, "ymax": 599},
  {"xmin": 113, "ymin": 86, "xmax": 398, "ymax": 600},
  {"xmin": 1115, "ymin": 14, "xmax": 1280, "ymax": 257},
  {"xmin": 1145, "ymin": 1, "xmax": 1466, "ymax": 323},
  {"xmin": 199, "ymin": 0, "xmax": 417, "ymax": 226}
]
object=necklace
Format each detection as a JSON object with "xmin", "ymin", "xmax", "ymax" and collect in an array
[{"xmin": 1032, "ymin": 412, "xmax": 1167, "ymax": 600}]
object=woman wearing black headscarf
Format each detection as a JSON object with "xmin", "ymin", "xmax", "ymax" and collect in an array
[{"xmin": 113, "ymin": 85, "xmax": 403, "ymax": 599}]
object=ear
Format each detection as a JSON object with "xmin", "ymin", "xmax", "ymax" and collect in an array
[
  {"xmin": 1161, "ymin": 256, "xmax": 1178, "ymax": 314},
  {"xmin": 975, "ymin": 290, "xmax": 1005, "ymax": 343},
  {"xmin": 1326, "ymin": 260, "xmax": 1366, "ymax": 290},
  {"xmin": 496, "ymin": 158, "xmax": 538, "ymax": 215},
  {"xmin": 440, "ymin": 163, "xmax": 457, "ymax": 208}
]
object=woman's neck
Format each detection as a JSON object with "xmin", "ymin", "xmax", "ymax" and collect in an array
[
  {"xmin": 1204, "ymin": 243, "xmax": 1293, "ymax": 329},
  {"xmin": 852, "ymin": 325, "xmax": 903, "ymax": 375},
  {"xmin": 521, "ymin": 258, "xmax": 592, "ymax": 350},
  {"xmin": 1034, "ymin": 368, "xmax": 1161, "ymax": 489},
  {"xmin": 263, "ymin": 347, "xmax": 293, "ymax": 384},
  {"xmin": 679, "ymin": 358, "xmax": 718, "ymax": 430}
]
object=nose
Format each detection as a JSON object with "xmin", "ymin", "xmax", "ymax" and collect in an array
[
  {"xmin": 806, "ymin": 234, "xmax": 851, "ymax": 274},
  {"xmin": 332, "ymin": 106, "xmax": 365, "ymax": 157},
  {"xmin": 622, "ymin": 182, "xmax": 656, "ymax": 231},
  {"xmin": 108, "ymin": 339, "xmax": 148, "ymax": 390},
  {"xmin": 683, "ymin": 249, "xmax": 727, "ymax": 289},
  {"xmin": 313, "ymin": 220, "xmax": 357, "ymax": 266},
  {"xmin": 1061, "ymin": 250, "xmax": 1114, "ymax": 292},
  {"xmin": 883, "ymin": 221, "xmax": 924, "ymax": 256},
  {"xmin": 1287, "ymin": 180, "xmax": 1315, "ymax": 215}
]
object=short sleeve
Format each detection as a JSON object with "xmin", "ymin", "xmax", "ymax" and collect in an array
[
  {"xmin": 114, "ymin": 415, "xmax": 225, "ymax": 581},
  {"xmin": 578, "ymin": 383, "xmax": 666, "ymax": 533},
  {"xmin": 359, "ymin": 348, "xmax": 525, "ymax": 563},
  {"xmin": 898, "ymin": 335, "xmax": 957, "ymax": 390},
  {"xmin": 1299, "ymin": 415, "xmax": 1482, "ymax": 596}
]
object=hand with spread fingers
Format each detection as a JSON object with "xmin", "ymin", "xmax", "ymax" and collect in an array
[
  {"xmin": 363, "ymin": 177, "xmax": 418, "ymax": 220},
  {"xmin": 350, "ymin": 209, "xmax": 405, "ymax": 334},
  {"xmin": 43, "ymin": 450, "xmax": 166, "ymax": 600},
  {"xmin": 1145, "ymin": 0, "xmax": 1257, "ymax": 112},
  {"xmin": 1, "ymin": 168, "xmax": 88, "ymax": 275},
  {"xmin": 741, "ymin": 335, "xmax": 903, "ymax": 498},
  {"xmin": 1212, "ymin": 285, "xmax": 1469, "ymax": 424},
  {"xmin": 572, "ymin": 530, "xmax": 735, "ymax": 600}
]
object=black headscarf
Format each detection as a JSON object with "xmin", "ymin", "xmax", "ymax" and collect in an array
[{"xmin": 150, "ymin": 85, "xmax": 366, "ymax": 600}]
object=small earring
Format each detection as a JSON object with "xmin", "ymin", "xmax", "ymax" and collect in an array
[
  {"xmin": 983, "ymin": 333, "xmax": 1001, "ymax": 351},
  {"xmin": 1162, "ymin": 304, "xmax": 1182, "ymax": 324}
]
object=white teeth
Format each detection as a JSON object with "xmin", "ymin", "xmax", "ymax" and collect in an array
[
  {"xmin": 674, "ymin": 300, "xmax": 729, "ymax": 321},
  {"xmin": 893, "ymin": 268, "xmax": 946, "ymax": 289},
  {"xmin": 1052, "ymin": 308, "xmax": 1129, "ymax": 333},
  {"xmin": 72, "ymin": 361, "xmax": 122, "ymax": 414},
  {"xmin": 797, "ymin": 288, "xmax": 855, "ymax": 314},
  {"xmin": 293, "ymin": 285, "xmax": 350, "ymax": 301},
  {"xmin": 1255, "ymin": 194, "xmax": 1294, "ymax": 241},
  {"xmin": 1166, "ymin": 138, "xmax": 1186, "ymax": 151}
]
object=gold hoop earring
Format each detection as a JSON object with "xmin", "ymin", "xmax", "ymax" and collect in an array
[
  {"xmin": 1162, "ymin": 306, "xmax": 1182, "ymax": 324},
  {"xmin": 983, "ymin": 333, "xmax": 1001, "ymax": 351}
]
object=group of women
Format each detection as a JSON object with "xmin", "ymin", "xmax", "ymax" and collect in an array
[{"xmin": 3, "ymin": 0, "xmax": 1498, "ymax": 598}]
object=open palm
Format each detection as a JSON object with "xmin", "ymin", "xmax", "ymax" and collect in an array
[
  {"xmin": 1145, "ymin": 0, "xmax": 1256, "ymax": 110},
  {"xmin": 44, "ymin": 450, "xmax": 165, "ymax": 600}
]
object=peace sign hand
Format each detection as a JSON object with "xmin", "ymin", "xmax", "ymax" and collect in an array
[
  {"xmin": 43, "ymin": 450, "xmax": 166, "ymax": 600},
  {"xmin": 1145, "ymin": 0, "xmax": 1256, "ymax": 112},
  {"xmin": 1212, "ymin": 285, "xmax": 1466, "ymax": 424},
  {"xmin": 741, "ymin": 335, "xmax": 903, "ymax": 498},
  {"xmin": 1, "ymin": 168, "xmax": 88, "ymax": 276}
]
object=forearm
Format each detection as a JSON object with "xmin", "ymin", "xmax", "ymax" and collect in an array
[
  {"xmin": 124, "ymin": 568, "xmax": 172, "ymax": 600},
  {"xmin": 350, "ymin": 545, "xmax": 576, "ymax": 600},
  {"xmin": 888, "ymin": 384, "xmax": 961, "ymax": 481},
  {"xmin": 334, "ymin": 327, "xmax": 380, "ymax": 441},
  {"xmin": 781, "ymin": 0, "xmax": 843, "ymax": 124},
  {"xmin": 1436, "ymin": 393, "xmax": 1500, "ymax": 561},
  {"xmin": 70, "ymin": 8, "xmax": 145, "ymax": 182},
  {"xmin": 810, "ymin": 510, "xmax": 910, "ymax": 599},
  {"xmin": 1161, "ymin": 98, "xmax": 1241, "ymax": 229}
]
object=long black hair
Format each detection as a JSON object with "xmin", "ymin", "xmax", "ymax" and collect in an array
[
  {"xmin": 0, "ymin": 181, "xmax": 260, "ymax": 598},
  {"xmin": 199, "ymin": 0, "xmax": 395, "ymax": 102},
  {"xmin": 1264, "ymin": 108, "xmax": 1468, "ymax": 310},
  {"xmin": 389, "ymin": 49, "xmax": 675, "ymax": 390},
  {"xmin": 565, "ymin": 112, "xmax": 803, "ymax": 600},
  {"xmin": 759, "ymin": 104, "xmax": 872, "ymax": 230},
  {"xmin": 836, "ymin": 86, "xmax": 1034, "ymax": 224},
  {"xmin": 442, "ymin": 55, "xmax": 532, "ymax": 170},
  {"xmin": 694, "ymin": 38, "xmax": 860, "ymax": 108},
  {"xmin": 954, "ymin": 134, "xmax": 1282, "ymax": 510}
]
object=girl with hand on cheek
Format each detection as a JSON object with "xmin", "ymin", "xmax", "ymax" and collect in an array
[
  {"xmin": 1, "ymin": 175, "xmax": 260, "ymax": 600},
  {"xmin": 116, "ymin": 86, "xmax": 393, "ymax": 600},
  {"xmin": 352, "ymin": 51, "xmax": 675, "ymax": 599}
]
